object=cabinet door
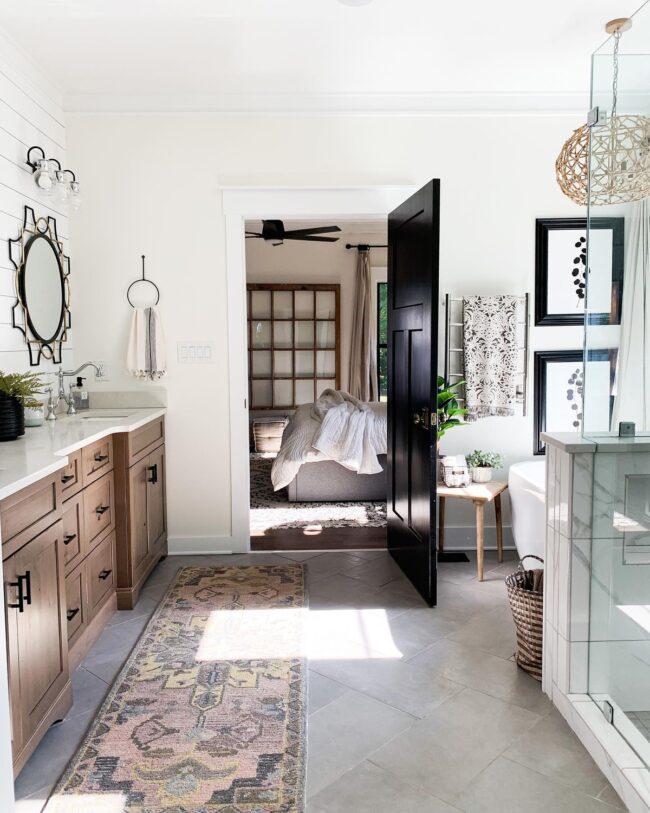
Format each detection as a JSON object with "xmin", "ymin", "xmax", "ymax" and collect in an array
[
  {"xmin": 146, "ymin": 446, "xmax": 166, "ymax": 551},
  {"xmin": 5, "ymin": 521, "xmax": 69, "ymax": 746},
  {"xmin": 129, "ymin": 458, "xmax": 149, "ymax": 571}
]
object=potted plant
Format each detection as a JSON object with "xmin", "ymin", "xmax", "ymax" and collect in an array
[
  {"xmin": 0, "ymin": 372, "xmax": 45, "ymax": 441},
  {"xmin": 437, "ymin": 376, "xmax": 467, "ymax": 443},
  {"xmin": 466, "ymin": 449, "xmax": 504, "ymax": 483}
]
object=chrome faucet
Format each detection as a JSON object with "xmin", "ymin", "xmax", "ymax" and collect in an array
[{"xmin": 46, "ymin": 362, "xmax": 104, "ymax": 420}]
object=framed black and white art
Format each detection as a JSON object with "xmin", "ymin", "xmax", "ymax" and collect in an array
[
  {"xmin": 533, "ymin": 350, "xmax": 616, "ymax": 455},
  {"xmin": 534, "ymin": 217, "xmax": 624, "ymax": 326}
]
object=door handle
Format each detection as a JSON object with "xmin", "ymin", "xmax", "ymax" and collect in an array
[
  {"xmin": 63, "ymin": 533, "xmax": 77, "ymax": 545},
  {"xmin": 67, "ymin": 607, "xmax": 80, "ymax": 622},
  {"xmin": 412, "ymin": 407, "xmax": 430, "ymax": 428},
  {"xmin": 96, "ymin": 505, "xmax": 109, "ymax": 515},
  {"xmin": 7, "ymin": 572, "xmax": 31, "ymax": 613},
  {"xmin": 94, "ymin": 453, "xmax": 109, "ymax": 463},
  {"xmin": 98, "ymin": 569, "xmax": 112, "ymax": 581},
  {"xmin": 61, "ymin": 473, "xmax": 75, "ymax": 484},
  {"xmin": 147, "ymin": 464, "xmax": 158, "ymax": 485}
]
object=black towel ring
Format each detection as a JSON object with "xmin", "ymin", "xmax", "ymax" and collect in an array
[{"xmin": 127, "ymin": 255, "xmax": 160, "ymax": 308}]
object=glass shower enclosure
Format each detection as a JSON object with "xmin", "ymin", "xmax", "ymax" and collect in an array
[{"xmin": 583, "ymin": 7, "xmax": 650, "ymax": 770}]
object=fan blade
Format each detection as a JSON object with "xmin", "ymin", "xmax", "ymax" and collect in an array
[
  {"xmin": 285, "ymin": 235, "xmax": 340, "ymax": 242},
  {"xmin": 283, "ymin": 225, "xmax": 341, "ymax": 237},
  {"xmin": 245, "ymin": 232, "xmax": 262, "ymax": 238}
]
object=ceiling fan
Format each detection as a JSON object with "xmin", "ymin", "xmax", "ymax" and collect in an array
[{"xmin": 245, "ymin": 219, "xmax": 341, "ymax": 246}]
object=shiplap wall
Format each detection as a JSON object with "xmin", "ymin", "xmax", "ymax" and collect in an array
[{"xmin": 0, "ymin": 30, "xmax": 73, "ymax": 376}]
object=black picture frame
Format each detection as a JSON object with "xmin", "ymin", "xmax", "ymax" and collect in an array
[
  {"xmin": 534, "ymin": 217, "xmax": 624, "ymax": 327},
  {"xmin": 533, "ymin": 349, "xmax": 616, "ymax": 455}
]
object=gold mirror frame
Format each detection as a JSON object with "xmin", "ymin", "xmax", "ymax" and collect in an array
[{"xmin": 8, "ymin": 206, "xmax": 71, "ymax": 366}]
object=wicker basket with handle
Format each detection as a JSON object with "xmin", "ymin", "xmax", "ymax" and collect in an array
[{"xmin": 506, "ymin": 554, "xmax": 544, "ymax": 682}]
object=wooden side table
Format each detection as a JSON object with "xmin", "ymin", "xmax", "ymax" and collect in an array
[{"xmin": 437, "ymin": 480, "xmax": 508, "ymax": 581}]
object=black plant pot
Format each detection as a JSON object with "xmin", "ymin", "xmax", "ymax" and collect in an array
[{"xmin": 0, "ymin": 394, "xmax": 25, "ymax": 441}]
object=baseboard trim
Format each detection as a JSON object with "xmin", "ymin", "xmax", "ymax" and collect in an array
[
  {"xmin": 167, "ymin": 535, "xmax": 242, "ymax": 555},
  {"xmin": 168, "ymin": 527, "xmax": 515, "ymax": 555}
]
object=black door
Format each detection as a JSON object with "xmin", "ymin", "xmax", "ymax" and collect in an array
[{"xmin": 387, "ymin": 180, "xmax": 440, "ymax": 606}]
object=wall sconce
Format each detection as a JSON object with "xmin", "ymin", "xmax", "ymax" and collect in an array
[{"xmin": 26, "ymin": 146, "xmax": 82, "ymax": 210}]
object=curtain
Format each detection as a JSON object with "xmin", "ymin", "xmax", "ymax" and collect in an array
[
  {"xmin": 348, "ymin": 248, "xmax": 378, "ymax": 401},
  {"xmin": 612, "ymin": 199, "xmax": 650, "ymax": 430}
]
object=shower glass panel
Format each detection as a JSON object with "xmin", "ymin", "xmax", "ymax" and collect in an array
[{"xmin": 584, "ymin": 14, "xmax": 650, "ymax": 769}]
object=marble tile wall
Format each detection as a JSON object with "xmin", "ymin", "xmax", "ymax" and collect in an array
[{"xmin": 543, "ymin": 434, "xmax": 650, "ymax": 813}]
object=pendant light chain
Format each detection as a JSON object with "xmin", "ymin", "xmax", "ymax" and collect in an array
[{"xmin": 612, "ymin": 30, "xmax": 620, "ymax": 118}]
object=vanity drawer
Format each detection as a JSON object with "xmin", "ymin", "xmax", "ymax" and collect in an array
[
  {"xmin": 62, "ymin": 492, "xmax": 85, "ymax": 573},
  {"xmin": 65, "ymin": 561, "xmax": 87, "ymax": 647},
  {"xmin": 60, "ymin": 451, "xmax": 83, "ymax": 499},
  {"xmin": 83, "ymin": 472, "xmax": 115, "ymax": 547},
  {"xmin": 0, "ymin": 473, "xmax": 62, "ymax": 552},
  {"xmin": 127, "ymin": 417, "xmax": 164, "ymax": 465},
  {"xmin": 86, "ymin": 530, "xmax": 115, "ymax": 616},
  {"xmin": 81, "ymin": 437, "xmax": 113, "ymax": 487}
]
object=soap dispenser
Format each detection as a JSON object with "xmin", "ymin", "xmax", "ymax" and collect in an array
[{"xmin": 71, "ymin": 376, "xmax": 89, "ymax": 410}]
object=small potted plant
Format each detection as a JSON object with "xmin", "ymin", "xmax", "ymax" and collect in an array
[
  {"xmin": 0, "ymin": 372, "xmax": 45, "ymax": 442},
  {"xmin": 466, "ymin": 450, "xmax": 504, "ymax": 483}
]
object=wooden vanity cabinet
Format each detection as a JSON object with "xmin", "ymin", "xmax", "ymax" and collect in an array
[
  {"xmin": 1, "ymin": 416, "xmax": 166, "ymax": 775},
  {"xmin": 113, "ymin": 418, "xmax": 167, "ymax": 610},
  {"xmin": 1, "ymin": 478, "xmax": 72, "ymax": 777}
]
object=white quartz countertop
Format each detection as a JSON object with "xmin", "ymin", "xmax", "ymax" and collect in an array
[{"xmin": 0, "ymin": 408, "xmax": 166, "ymax": 502}]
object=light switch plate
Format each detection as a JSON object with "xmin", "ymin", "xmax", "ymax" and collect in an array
[{"xmin": 177, "ymin": 342, "xmax": 215, "ymax": 364}]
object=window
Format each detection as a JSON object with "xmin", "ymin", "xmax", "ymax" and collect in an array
[
  {"xmin": 377, "ymin": 282, "xmax": 388, "ymax": 400},
  {"xmin": 247, "ymin": 284, "xmax": 341, "ymax": 409}
]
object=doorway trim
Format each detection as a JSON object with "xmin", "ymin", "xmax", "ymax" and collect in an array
[{"xmin": 222, "ymin": 186, "xmax": 416, "ymax": 552}]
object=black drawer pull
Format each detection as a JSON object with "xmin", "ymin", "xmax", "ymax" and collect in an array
[
  {"xmin": 7, "ymin": 572, "xmax": 31, "ymax": 613},
  {"xmin": 63, "ymin": 533, "xmax": 77, "ymax": 545},
  {"xmin": 147, "ymin": 463, "xmax": 158, "ymax": 485},
  {"xmin": 94, "ymin": 453, "xmax": 109, "ymax": 463},
  {"xmin": 96, "ymin": 505, "xmax": 110, "ymax": 516},
  {"xmin": 67, "ymin": 607, "xmax": 80, "ymax": 622},
  {"xmin": 61, "ymin": 474, "xmax": 75, "ymax": 484},
  {"xmin": 98, "ymin": 569, "xmax": 112, "ymax": 581}
]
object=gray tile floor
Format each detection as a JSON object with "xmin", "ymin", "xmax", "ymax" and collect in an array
[{"xmin": 15, "ymin": 549, "xmax": 627, "ymax": 812}]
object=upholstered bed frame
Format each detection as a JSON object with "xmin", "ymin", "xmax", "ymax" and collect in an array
[{"xmin": 286, "ymin": 455, "xmax": 387, "ymax": 502}]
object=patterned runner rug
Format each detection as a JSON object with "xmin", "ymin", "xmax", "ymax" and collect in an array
[{"xmin": 45, "ymin": 565, "xmax": 307, "ymax": 813}]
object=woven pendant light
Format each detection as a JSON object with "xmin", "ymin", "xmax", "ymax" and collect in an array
[{"xmin": 556, "ymin": 18, "xmax": 650, "ymax": 206}]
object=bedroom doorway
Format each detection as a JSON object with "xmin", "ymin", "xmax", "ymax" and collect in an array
[{"xmin": 244, "ymin": 216, "xmax": 389, "ymax": 551}]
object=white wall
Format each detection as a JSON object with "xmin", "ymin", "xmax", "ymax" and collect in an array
[
  {"xmin": 67, "ymin": 112, "xmax": 586, "ymax": 545},
  {"xmin": 245, "ymin": 224, "xmax": 387, "ymax": 394},
  {"xmin": 0, "ymin": 31, "xmax": 73, "ymax": 377}
]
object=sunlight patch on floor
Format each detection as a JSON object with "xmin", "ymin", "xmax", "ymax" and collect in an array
[
  {"xmin": 250, "ymin": 504, "xmax": 375, "ymax": 533},
  {"xmin": 195, "ymin": 607, "xmax": 402, "ymax": 661}
]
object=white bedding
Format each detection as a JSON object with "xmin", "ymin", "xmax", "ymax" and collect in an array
[{"xmin": 271, "ymin": 389, "xmax": 387, "ymax": 491}]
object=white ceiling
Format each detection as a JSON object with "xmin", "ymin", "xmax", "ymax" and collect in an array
[{"xmin": 0, "ymin": 0, "xmax": 641, "ymax": 113}]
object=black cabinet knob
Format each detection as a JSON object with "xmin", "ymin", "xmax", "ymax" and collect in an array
[
  {"xmin": 98, "ymin": 569, "xmax": 112, "ymax": 581},
  {"xmin": 67, "ymin": 607, "xmax": 80, "ymax": 622}
]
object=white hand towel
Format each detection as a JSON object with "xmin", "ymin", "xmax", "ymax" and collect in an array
[{"xmin": 126, "ymin": 306, "xmax": 167, "ymax": 380}]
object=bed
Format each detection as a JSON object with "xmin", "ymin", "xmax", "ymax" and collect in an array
[{"xmin": 271, "ymin": 390, "xmax": 387, "ymax": 503}]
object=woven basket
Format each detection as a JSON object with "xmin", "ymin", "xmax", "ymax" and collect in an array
[{"xmin": 506, "ymin": 555, "xmax": 544, "ymax": 682}]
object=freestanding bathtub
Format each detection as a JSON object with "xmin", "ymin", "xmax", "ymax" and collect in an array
[{"xmin": 508, "ymin": 460, "xmax": 546, "ymax": 564}]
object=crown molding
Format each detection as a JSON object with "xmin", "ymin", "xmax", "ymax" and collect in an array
[{"xmin": 64, "ymin": 90, "xmax": 591, "ymax": 116}]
